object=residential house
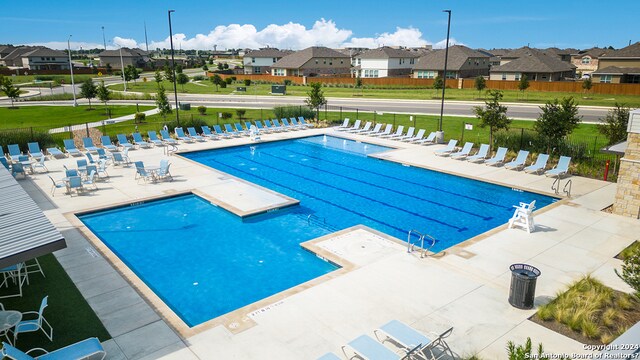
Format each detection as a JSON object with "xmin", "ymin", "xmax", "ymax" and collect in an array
[
  {"xmin": 571, "ymin": 48, "xmax": 609, "ymax": 76},
  {"xmin": 243, "ymin": 48, "xmax": 293, "ymax": 74},
  {"xmin": 481, "ymin": 48, "xmax": 511, "ymax": 67},
  {"xmin": 592, "ymin": 42, "xmax": 640, "ymax": 84},
  {"xmin": 0, "ymin": 45, "xmax": 16, "ymax": 66},
  {"xmin": 489, "ymin": 47, "xmax": 575, "ymax": 81},
  {"xmin": 270, "ymin": 46, "xmax": 351, "ymax": 76},
  {"xmin": 20, "ymin": 47, "xmax": 70, "ymax": 70},
  {"xmin": 353, "ymin": 47, "xmax": 420, "ymax": 78},
  {"xmin": 411, "ymin": 45, "xmax": 490, "ymax": 79},
  {"xmin": 98, "ymin": 48, "xmax": 151, "ymax": 69},
  {"xmin": 542, "ymin": 47, "xmax": 578, "ymax": 63}
]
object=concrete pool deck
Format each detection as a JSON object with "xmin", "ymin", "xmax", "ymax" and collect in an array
[{"xmin": 17, "ymin": 127, "xmax": 637, "ymax": 359}]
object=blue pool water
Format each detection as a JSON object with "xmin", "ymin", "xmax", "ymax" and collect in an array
[
  {"xmin": 184, "ymin": 135, "xmax": 557, "ymax": 250},
  {"xmin": 79, "ymin": 194, "xmax": 338, "ymax": 327}
]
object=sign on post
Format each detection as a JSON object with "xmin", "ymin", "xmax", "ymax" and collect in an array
[
  {"xmin": 271, "ymin": 85, "xmax": 286, "ymax": 95},
  {"xmin": 465, "ymin": 123, "xmax": 473, "ymax": 130}
]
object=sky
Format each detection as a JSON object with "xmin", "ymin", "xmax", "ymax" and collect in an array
[{"xmin": 1, "ymin": 0, "xmax": 637, "ymax": 51}]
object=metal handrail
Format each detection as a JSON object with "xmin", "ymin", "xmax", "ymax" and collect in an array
[
  {"xmin": 407, "ymin": 229, "xmax": 424, "ymax": 253},
  {"xmin": 551, "ymin": 177, "xmax": 561, "ymax": 195},
  {"xmin": 407, "ymin": 229, "xmax": 437, "ymax": 258},
  {"xmin": 563, "ymin": 179, "xmax": 572, "ymax": 197},
  {"xmin": 164, "ymin": 144, "xmax": 178, "ymax": 156}
]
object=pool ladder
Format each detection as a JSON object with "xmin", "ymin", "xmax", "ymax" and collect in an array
[
  {"xmin": 551, "ymin": 177, "xmax": 572, "ymax": 197},
  {"xmin": 407, "ymin": 229, "xmax": 436, "ymax": 258},
  {"xmin": 164, "ymin": 144, "xmax": 178, "ymax": 156}
]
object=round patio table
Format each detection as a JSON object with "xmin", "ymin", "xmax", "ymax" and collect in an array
[{"xmin": 0, "ymin": 310, "xmax": 22, "ymax": 345}]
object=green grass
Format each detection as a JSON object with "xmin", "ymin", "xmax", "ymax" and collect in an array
[
  {"xmin": 7, "ymin": 74, "xmax": 98, "ymax": 85},
  {"xmin": 0, "ymin": 254, "xmax": 111, "ymax": 352},
  {"xmin": 618, "ymin": 241, "xmax": 640, "ymax": 260},
  {"xmin": 0, "ymin": 105, "xmax": 153, "ymax": 130},
  {"xmin": 109, "ymin": 80, "xmax": 640, "ymax": 107}
]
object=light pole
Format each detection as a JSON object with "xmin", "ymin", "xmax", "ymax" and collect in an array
[
  {"xmin": 67, "ymin": 35, "xmax": 77, "ymax": 107},
  {"xmin": 168, "ymin": 9, "xmax": 180, "ymax": 126},
  {"xmin": 437, "ymin": 9, "xmax": 452, "ymax": 144},
  {"xmin": 101, "ymin": 26, "xmax": 107, "ymax": 50},
  {"xmin": 118, "ymin": 46, "xmax": 127, "ymax": 92}
]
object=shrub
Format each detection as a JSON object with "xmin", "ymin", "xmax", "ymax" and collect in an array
[
  {"xmin": 244, "ymin": 79, "xmax": 251, "ymax": 86},
  {"xmin": 230, "ymin": 76, "xmax": 237, "ymax": 81},
  {"xmin": 134, "ymin": 112, "xmax": 146, "ymax": 123},
  {"xmin": 220, "ymin": 82, "xmax": 227, "ymax": 89},
  {"xmin": 0, "ymin": 129, "xmax": 57, "ymax": 153},
  {"xmin": 616, "ymin": 244, "xmax": 640, "ymax": 297},
  {"xmin": 197, "ymin": 106, "xmax": 207, "ymax": 115},
  {"xmin": 284, "ymin": 79, "xmax": 292, "ymax": 86},
  {"xmin": 506, "ymin": 338, "xmax": 547, "ymax": 360},
  {"xmin": 221, "ymin": 112, "xmax": 233, "ymax": 120},
  {"xmin": 225, "ymin": 78, "xmax": 233, "ymax": 85},
  {"xmin": 273, "ymin": 105, "xmax": 315, "ymax": 120},
  {"xmin": 192, "ymin": 75, "xmax": 205, "ymax": 81}
]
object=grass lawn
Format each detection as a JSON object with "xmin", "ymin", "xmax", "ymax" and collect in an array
[
  {"xmin": 109, "ymin": 80, "xmax": 640, "ymax": 107},
  {"xmin": 0, "ymin": 105, "xmax": 154, "ymax": 130},
  {"xmin": 0, "ymin": 254, "xmax": 111, "ymax": 352},
  {"xmin": 7, "ymin": 74, "xmax": 98, "ymax": 85}
]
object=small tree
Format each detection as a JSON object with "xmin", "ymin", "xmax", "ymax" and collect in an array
[
  {"xmin": 223, "ymin": 63, "xmax": 229, "ymax": 70},
  {"xmin": 582, "ymin": 77, "xmax": 593, "ymax": 95},
  {"xmin": 433, "ymin": 76, "xmax": 444, "ymax": 97},
  {"xmin": 134, "ymin": 112, "xmax": 146, "ymax": 124},
  {"xmin": 96, "ymin": 81, "xmax": 111, "ymax": 115},
  {"xmin": 616, "ymin": 246, "xmax": 640, "ymax": 298},
  {"xmin": 473, "ymin": 90, "xmax": 511, "ymax": 151},
  {"xmin": 219, "ymin": 81, "xmax": 227, "ymax": 89},
  {"xmin": 598, "ymin": 103, "xmax": 630, "ymax": 145},
  {"xmin": 534, "ymin": 97, "xmax": 581, "ymax": 153},
  {"xmin": 176, "ymin": 73, "xmax": 189, "ymax": 91},
  {"xmin": 163, "ymin": 64, "xmax": 174, "ymax": 83},
  {"xmin": 155, "ymin": 85, "xmax": 172, "ymax": 118},
  {"xmin": 105, "ymin": 63, "xmax": 112, "ymax": 74},
  {"xmin": 305, "ymin": 82, "xmax": 327, "ymax": 123},
  {"xmin": 124, "ymin": 65, "xmax": 140, "ymax": 83},
  {"xmin": 175, "ymin": 64, "xmax": 183, "ymax": 74},
  {"xmin": 474, "ymin": 75, "xmax": 486, "ymax": 99},
  {"xmin": 210, "ymin": 74, "xmax": 223, "ymax": 91},
  {"xmin": 221, "ymin": 112, "xmax": 233, "ymax": 121},
  {"xmin": 225, "ymin": 77, "xmax": 233, "ymax": 85},
  {"xmin": 244, "ymin": 79, "xmax": 251, "ymax": 86},
  {"xmin": 202, "ymin": 64, "xmax": 208, "ymax": 71},
  {"xmin": 236, "ymin": 109, "xmax": 246, "ymax": 120},
  {"xmin": 154, "ymin": 69, "xmax": 163, "ymax": 84},
  {"xmin": 0, "ymin": 76, "xmax": 21, "ymax": 108},
  {"xmin": 197, "ymin": 106, "xmax": 207, "ymax": 115},
  {"xmin": 217, "ymin": 62, "xmax": 224, "ymax": 71},
  {"xmin": 79, "ymin": 79, "xmax": 97, "ymax": 109},
  {"xmin": 517, "ymin": 75, "xmax": 530, "ymax": 99}
]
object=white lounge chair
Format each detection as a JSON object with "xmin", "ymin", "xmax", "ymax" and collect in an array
[
  {"xmin": 415, "ymin": 132, "xmax": 437, "ymax": 145},
  {"xmin": 484, "ymin": 147, "xmax": 508, "ymax": 166},
  {"xmin": 545, "ymin": 156, "xmax": 571, "ymax": 178},
  {"xmin": 28, "ymin": 142, "xmax": 45, "ymax": 160},
  {"xmin": 450, "ymin": 142, "xmax": 474, "ymax": 159},
  {"xmin": 374, "ymin": 320, "xmax": 455, "ymax": 360},
  {"xmin": 345, "ymin": 119, "xmax": 362, "ymax": 133},
  {"xmin": 434, "ymin": 139, "xmax": 458, "ymax": 156},
  {"xmin": 335, "ymin": 118, "xmax": 350, "ymax": 131},
  {"xmin": 353, "ymin": 121, "xmax": 372, "ymax": 134},
  {"xmin": 370, "ymin": 124, "xmax": 392, "ymax": 137},
  {"xmin": 404, "ymin": 129, "xmax": 426, "ymax": 142},
  {"xmin": 361, "ymin": 123, "xmax": 383, "ymax": 136},
  {"xmin": 395, "ymin": 127, "xmax": 415, "ymax": 141},
  {"xmin": 524, "ymin": 154, "xmax": 549, "ymax": 174},
  {"xmin": 504, "ymin": 150, "xmax": 530, "ymax": 170},
  {"xmin": 2, "ymin": 338, "xmax": 106, "ymax": 360},
  {"xmin": 342, "ymin": 335, "xmax": 405, "ymax": 360},
  {"xmin": 383, "ymin": 125, "xmax": 405, "ymax": 139},
  {"xmin": 467, "ymin": 144, "xmax": 490, "ymax": 162}
]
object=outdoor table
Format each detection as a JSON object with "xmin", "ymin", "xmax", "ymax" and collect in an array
[
  {"xmin": 19, "ymin": 160, "xmax": 35, "ymax": 173},
  {"xmin": 145, "ymin": 166, "xmax": 160, "ymax": 180},
  {"xmin": 0, "ymin": 310, "xmax": 22, "ymax": 345}
]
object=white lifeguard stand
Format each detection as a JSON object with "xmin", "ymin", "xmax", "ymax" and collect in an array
[
  {"xmin": 249, "ymin": 125, "xmax": 261, "ymax": 142},
  {"xmin": 508, "ymin": 200, "xmax": 536, "ymax": 233}
]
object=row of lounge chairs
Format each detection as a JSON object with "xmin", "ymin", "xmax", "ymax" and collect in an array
[
  {"xmin": 434, "ymin": 140, "xmax": 571, "ymax": 177},
  {"xmin": 335, "ymin": 120, "xmax": 438, "ymax": 145}
]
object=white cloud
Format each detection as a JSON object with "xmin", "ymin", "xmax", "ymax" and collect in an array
[
  {"xmin": 24, "ymin": 41, "xmax": 107, "ymax": 50},
  {"xmin": 113, "ymin": 36, "xmax": 139, "ymax": 49},
  {"xmin": 344, "ymin": 27, "xmax": 428, "ymax": 48},
  {"xmin": 433, "ymin": 38, "xmax": 463, "ymax": 49}
]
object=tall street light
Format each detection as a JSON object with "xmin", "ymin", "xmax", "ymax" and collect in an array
[
  {"xmin": 437, "ymin": 9, "xmax": 452, "ymax": 143},
  {"xmin": 67, "ymin": 35, "xmax": 77, "ymax": 107},
  {"xmin": 118, "ymin": 46, "xmax": 127, "ymax": 92},
  {"xmin": 101, "ymin": 26, "xmax": 107, "ymax": 50},
  {"xmin": 168, "ymin": 9, "xmax": 180, "ymax": 126}
]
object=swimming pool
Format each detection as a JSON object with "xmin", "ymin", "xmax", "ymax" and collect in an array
[
  {"xmin": 78, "ymin": 194, "xmax": 338, "ymax": 327},
  {"xmin": 183, "ymin": 135, "xmax": 557, "ymax": 251}
]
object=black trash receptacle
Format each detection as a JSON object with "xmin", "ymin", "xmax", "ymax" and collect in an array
[
  {"xmin": 508, "ymin": 263, "xmax": 541, "ymax": 309},
  {"xmin": 179, "ymin": 103, "xmax": 191, "ymax": 111}
]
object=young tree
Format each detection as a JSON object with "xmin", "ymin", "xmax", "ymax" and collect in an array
[
  {"xmin": 433, "ymin": 76, "xmax": 444, "ymax": 97},
  {"xmin": 175, "ymin": 64, "xmax": 183, "ymax": 74},
  {"xmin": 598, "ymin": 103, "xmax": 630, "ymax": 145},
  {"xmin": 236, "ymin": 109, "xmax": 246, "ymax": 120},
  {"xmin": 305, "ymin": 82, "xmax": 327, "ymax": 123},
  {"xmin": 582, "ymin": 77, "xmax": 593, "ymax": 95},
  {"xmin": 176, "ymin": 73, "xmax": 189, "ymax": 91},
  {"xmin": 534, "ymin": 97, "xmax": 581, "ymax": 153},
  {"xmin": 155, "ymin": 85, "xmax": 172, "ymax": 118},
  {"xmin": 217, "ymin": 62, "xmax": 224, "ymax": 71},
  {"xmin": 96, "ymin": 81, "xmax": 111, "ymax": 116},
  {"xmin": 517, "ymin": 75, "xmax": 530, "ymax": 99},
  {"xmin": 223, "ymin": 63, "xmax": 229, "ymax": 70},
  {"xmin": 474, "ymin": 75, "xmax": 486, "ymax": 99},
  {"xmin": 124, "ymin": 65, "xmax": 140, "ymax": 83},
  {"xmin": 473, "ymin": 90, "xmax": 511, "ymax": 151},
  {"xmin": 105, "ymin": 63, "xmax": 112, "ymax": 74},
  {"xmin": 202, "ymin": 64, "xmax": 208, "ymax": 71},
  {"xmin": 210, "ymin": 74, "xmax": 223, "ymax": 91},
  {"xmin": 616, "ymin": 246, "xmax": 640, "ymax": 297},
  {"xmin": 244, "ymin": 79, "xmax": 251, "ymax": 86},
  {"xmin": 0, "ymin": 76, "xmax": 21, "ymax": 108},
  {"xmin": 163, "ymin": 64, "xmax": 174, "ymax": 83},
  {"xmin": 79, "ymin": 79, "xmax": 97, "ymax": 109},
  {"xmin": 154, "ymin": 69, "xmax": 163, "ymax": 84}
]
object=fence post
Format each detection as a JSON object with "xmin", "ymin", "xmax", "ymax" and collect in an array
[
  {"xmin": 340, "ymin": 106, "xmax": 342, "ymax": 120},
  {"xmin": 68, "ymin": 125, "xmax": 73, "ymax": 140},
  {"xmin": 324, "ymin": 104, "xmax": 327, "ymax": 120},
  {"xmin": 520, "ymin": 128, "xmax": 524, "ymax": 150},
  {"xmin": 356, "ymin": 109, "xmax": 359, "ymax": 119},
  {"xmin": 85, "ymin": 123, "xmax": 90, "ymax": 138},
  {"xmin": 30, "ymin": 127, "xmax": 34, "ymax": 142},
  {"xmin": 461, "ymin": 121, "xmax": 465, "ymax": 143}
]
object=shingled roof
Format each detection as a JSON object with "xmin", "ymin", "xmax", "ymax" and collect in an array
[
  {"xmin": 412, "ymin": 45, "xmax": 489, "ymax": 71},
  {"xmin": 245, "ymin": 48, "xmax": 294, "ymax": 58},
  {"xmin": 359, "ymin": 47, "xmax": 420, "ymax": 59},
  {"xmin": 601, "ymin": 42, "xmax": 640, "ymax": 58},
  {"xmin": 22, "ymin": 47, "xmax": 67, "ymax": 57},
  {"xmin": 492, "ymin": 49, "xmax": 575, "ymax": 73},
  {"xmin": 592, "ymin": 66, "xmax": 640, "ymax": 75},
  {"xmin": 98, "ymin": 48, "xmax": 149, "ymax": 58},
  {"xmin": 272, "ymin": 46, "xmax": 350, "ymax": 69}
]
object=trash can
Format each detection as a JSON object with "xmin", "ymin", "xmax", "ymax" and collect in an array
[
  {"xmin": 508, "ymin": 263, "xmax": 541, "ymax": 309},
  {"xmin": 179, "ymin": 103, "xmax": 191, "ymax": 111}
]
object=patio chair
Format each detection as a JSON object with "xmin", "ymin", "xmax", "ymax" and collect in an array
[
  {"xmin": 67, "ymin": 176, "xmax": 83, "ymax": 196},
  {"xmin": 85, "ymin": 152, "xmax": 96, "ymax": 164},
  {"xmin": 335, "ymin": 118, "xmax": 350, "ymax": 130},
  {"xmin": 403, "ymin": 129, "xmax": 426, "ymax": 142},
  {"xmin": 147, "ymin": 131, "xmax": 164, "ymax": 146},
  {"xmin": 174, "ymin": 128, "xmax": 195, "ymax": 143},
  {"xmin": 95, "ymin": 148, "xmax": 110, "ymax": 163},
  {"xmin": 160, "ymin": 130, "xmax": 179, "ymax": 145},
  {"xmin": 0, "ymin": 263, "xmax": 27, "ymax": 299},
  {"xmin": 545, "ymin": 156, "xmax": 571, "ymax": 178},
  {"xmin": 450, "ymin": 142, "xmax": 474, "ymax": 159},
  {"xmin": 383, "ymin": 125, "xmax": 404, "ymax": 139},
  {"xmin": 132, "ymin": 132, "xmax": 151, "ymax": 148},
  {"xmin": 289, "ymin": 118, "xmax": 304, "ymax": 129},
  {"xmin": 342, "ymin": 334, "xmax": 405, "ymax": 360},
  {"xmin": 244, "ymin": 121, "xmax": 255, "ymax": 133},
  {"xmin": 434, "ymin": 139, "xmax": 458, "ymax": 156},
  {"xmin": 298, "ymin": 117, "xmax": 314, "ymax": 128},
  {"xmin": 134, "ymin": 161, "xmax": 155, "ymax": 183},
  {"xmin": 63, "ymin": 139, "xmax": 82, "ymax": 157},
  {"xmin": 48, "ymin": 176, "xmax": 65, "ymax": 196},
  {"xmin": 98, "ymin": 136, "xmax": 116, "ymax": 152},
  {"xmin": 28, "ymin": 142, "xmax": 45, "ymax": 160},
  {"xmin": 273, "ymin": 119, "xmax": 290, "ymax": 132},
  {"xmin": 97, "ymin": 159, "xmax": 109, "ymax": 178},
  {"xmin": 116, "ymin": 134, "xmax": 134, "ymax": 150},
  {"xmin": 353, "ymin": 121, "xmax": 373, "ymax": 134},
  {"xmin": 234, "ymin": 123, "xmax": 250, "ymax": 136},
  {"xmin": 1, "ymin": 337, "xmax": 105, "ymax": 360},
  {"xmin": 157, "ymin": 159, "xmax": 173, "ymax": 181},
  {"xmin": 466, "ymin": 144, "xmax": 490, "ymax": 163},
  {"xmin": 13, "ymin": 296, "xmax": 53, "ymax": 344},
  {"xmin": 7, "ymin": 144, "xmax": 22, "ymax": 161},
  {"xmin": 111, "ymin": 152, "xmax": 129, "ymax": 166},
  {"xmin": 213, "ymin": 125, "xmax": 232, "ymax": 138},
  {"xmin": 64, "ymin": 168, "xmax": 79, "ymax": 177},
  {"xmin": 200, "ymin": 126, "xmax": 219, "ymax": 140},
  {"xmin": 264, "ymin": 120, "xmax": 282, "ymax": 132},
  {"xmin": 504, "ymin": 150, "xmax": 530, "ymax": 171},
  {"xmin": 484, "ymin": 147, "xmax": 508, "ymax": 166},
  {"xmin": 374, "ymin": 320, "xmax": 454, "ymax": 360},
  {"xmin": 224, "ymin": 123, "xmax": 241, "ymax": 137},
  {"xmin": 32, "ymin": 156, "xmax": 48, "ymax": 173},
  {"xmin": 362, "ymin": 123, "xmax": 383, "ymax": 136},
  {"xmin": 76, "ymin": 159, "xmax": 88, "ymax": 174},
  {"xmin": 254, "ymin": 121, "xmax": 271, "ymax": 134},
  {"xmin": 524, "ymin": 154, "xmax": 550, "ymax": 174},
  {"xmin": 82, "ymin": 170, "xmax": 98, "ymax": 190},
  {"xmin": 0, "ymin": 157, "xmax": 9, "ymax": 170},
  {"xmin": 46, "ymin": 147, "xmax": 65, "ymax": 159},
  {"xmin": 187, "ymin": 127, "xmax": 206, "ymax": 141},
  {"xmin": 317, "ymin": 353, "xmax": 341, "ymax": 360},
  {"xmin": 11, "ymin": 163, "xmax": 27, "ymax": 179},
  {"xmin": 82, "ymin": 137, "xmax": 99, "ymax": 152},
  {"xmin": 413, "ymin": 131, "xmax": 436, "ymax": 145},
  {"xmin": 278, "ymin": 118, "xmax": 295, "ymax": 131},
  {"xmin": 370, "ymin": 124, "xmax": 392, "ymax": 138},
  {"xmin": 345, "ymin": 119, "xmax": 362, "ymax": 133},
  {"xmin": 395, "ymin": 127, "xmax": 415, "ymax": 141}
]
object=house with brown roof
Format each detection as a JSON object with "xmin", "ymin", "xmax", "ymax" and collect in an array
[
  {"xmin": 571, "ymin": 48, "xmax": 609, "ymax": 76},
  {"xmin": 353, "ymin": 47, "xmax": 420, "ymax": 78},
  {"xmin": 411, "ymin": 45, "xmax": 490, "ymax": 79},
  {"xmin": 489, "ymin": 47, "xmax": 575, "ymax": 81},
  {"xmin": 243, "ymin": 48, "xmax": 293, "ymax": 74},
  {"xmin": 592, "ymin": 42, "xmax": 640, "ymax": 84},
  {"xmin": 98, "ymin": 48, "xmax": 150, "ymax": 69},
  {"xmin": 270, "ymin": 46, "xmax": 351, "ymax": 77},
  {"xmin": 1, "ymin": 46, "xmax": 69, "ymax": 70}
]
